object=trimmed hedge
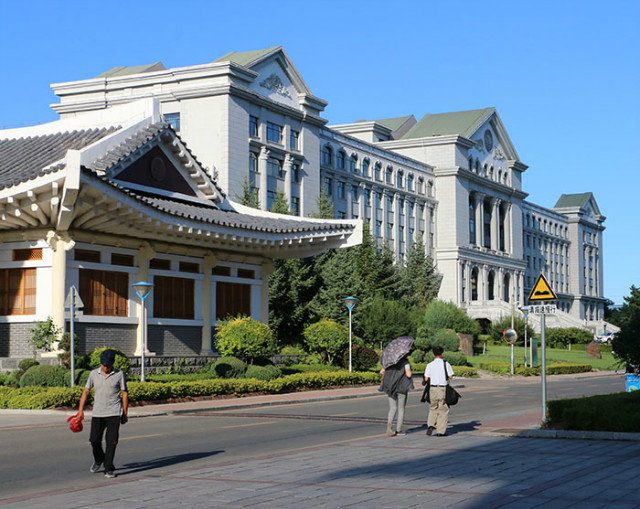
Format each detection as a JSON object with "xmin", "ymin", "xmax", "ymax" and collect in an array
[
  {"xmin": 546, "ymin": 391, "xmax": 640, "ymax": 432},
  {"xmin": 407, "ymin": 364, "xmax": 478, "ymax": 378},
  {"xmin": 478, "ymin": 362, "xmax": 592, "ymax": 376},
  {"xmin": 0, "ymin": 371, "xmax": 381, "ymax": 409}
]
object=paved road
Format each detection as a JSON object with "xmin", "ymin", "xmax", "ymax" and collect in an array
[{"xmin": 1, "ymin": 371, "xmax": 636, "ymax": 507}]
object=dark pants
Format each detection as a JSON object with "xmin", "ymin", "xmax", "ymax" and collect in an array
[{"xmin": 89, "ymin": 416, "xmax": 120, "ymax": 471}]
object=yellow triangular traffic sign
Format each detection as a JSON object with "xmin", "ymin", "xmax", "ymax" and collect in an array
[{"xmin": 528, "ymin": 273, "xmax": 558, "ymax": 302}]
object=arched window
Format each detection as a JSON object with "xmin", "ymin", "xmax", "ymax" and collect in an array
[
  {"xmin": 337, "ymin": 151, "xmax": 346, "ymax": 169},
  {"xmin": 407, "ymin": 173, "xmax": 414, "ymax": 191},
  {"xmin": 428, "ymin": 180, "xmax": 434, "ymax": 197},
  {"xmin": 386, "ymin": 166, "xmax": 393, "ymax": 184},
  {"xmin": 469, "ymin": 156, "xmax": 473, "ymax": 172},
  {"xmin": 488, "ymin": 271, "xmax": 495, "ymax": 300},
  {"xmin": 362, "ymin": 159, "xmax": 370, "ymax": 176},
  {"xmin": 475, "ymin": 159, "xmax": 479, "ymax": 173},
  {"xmin": 322, "ymin": 145, "xmax": 332, "ymax": 166},
  {"xmin": 396, "ymin": 170, "xmax": 403, "ymax": 188},
  {"xmin": 374, "ymin": 162, "xmax": 382, "ymax": 180},
  {"xmin": 489, "ymin": 166, "xmax": 494, "ymax": 180},
  {"xmin": 471, "ymin": 267, "xmax": 479, "ymax": 301},
  {"xmin": 349, "ymin": 154, "xmax": 357, "ymax": 173}
]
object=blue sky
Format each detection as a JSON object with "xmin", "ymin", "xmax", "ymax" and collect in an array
[{"xmin": 1, "ymin": 0, "xmax": 637, "ymax": 304}]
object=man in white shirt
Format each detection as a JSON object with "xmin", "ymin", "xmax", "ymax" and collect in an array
[{"xmin": 423, "ymin": 345, "xmax": 454, "ymax": 436}]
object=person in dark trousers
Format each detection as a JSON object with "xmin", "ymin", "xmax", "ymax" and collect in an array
[
  {"xmin": 380, "ymin": 355, "xmax": 413, "ymax": 436},
  {"xmin": 77, "ymin": 349, "xmax": 128, "ymax": 478},
  {"xmin": 423, "ymin": 346, "xmax": 454, "ymax": 436}
]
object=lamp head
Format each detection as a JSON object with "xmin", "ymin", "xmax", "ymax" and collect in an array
[
  {"xmin": 342, "ymin": 296, "xmax": 359, "ymax": 310},
  {"xmin": 132, "ymin": 281, "xmax": 153, "ymax": 300}
]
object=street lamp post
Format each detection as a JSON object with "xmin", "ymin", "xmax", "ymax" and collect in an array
[
  {"xmin": 132, "ymin": 282, "xmax": 153, "ymax": 382},
  {"xmin": 342, "ymin": 297, "xmax": 359, "ymax": 373}
]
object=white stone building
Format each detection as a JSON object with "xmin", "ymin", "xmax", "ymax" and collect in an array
[{"xmin": 47, "ymin": 46, "xmax": 608, "ymax": 332}]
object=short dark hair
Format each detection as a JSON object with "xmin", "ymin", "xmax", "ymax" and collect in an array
[{"xmin": 432, "ymin": 346, "xmax": 444, "ymax": 357}]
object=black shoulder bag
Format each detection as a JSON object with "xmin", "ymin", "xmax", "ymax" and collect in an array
[{"xmin": 443, "ymin": 361, "xmax": 461, "ymax": 406}]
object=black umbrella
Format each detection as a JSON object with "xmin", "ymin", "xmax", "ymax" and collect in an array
[{"xmin": 381, "ymin": 336, "xmax": 415, "ymax": 368}]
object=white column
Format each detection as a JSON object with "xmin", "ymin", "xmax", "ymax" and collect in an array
[
  {"xmin": 134, "ymin": 243, "xmax": 155, "ymax": 356},
  {"xmin": 259, "ymin": 147, "xmax": 269, "ymax": 211},
  {"xmin": 490, "ymin": 198, "xmax": 500, "ymax": 251},
  {"xmin": 45, "ymin": 232, "xmax": 75, "ymax": 354},
  {"xmin": 475, "ymin": 194, "xmax": 485, "ymax": 247},
  {"xmin": 284, "ymin": 154, "xmax": 293, "ymax": 209},
  {"xmin": 481, "ymin": 264, "xmax": 488, "ymax": 302}
]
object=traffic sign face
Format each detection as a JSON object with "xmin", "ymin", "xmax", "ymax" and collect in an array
[
  {"xmin": 529, "ymin": 304, "xmax": 557, "ymax": 315},
  {"xmin": 528, "ymin": 273, "xmax": 558, "ymax": 302}
]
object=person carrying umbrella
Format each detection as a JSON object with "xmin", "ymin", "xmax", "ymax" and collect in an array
[{"xmin": 379, "ymin": 336, "xmax": 414, "ymax": 436}]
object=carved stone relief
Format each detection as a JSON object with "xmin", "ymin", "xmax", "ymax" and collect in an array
[{"xmin": 259, "ymin": 74, "xmax": 292, "ymax": 99}]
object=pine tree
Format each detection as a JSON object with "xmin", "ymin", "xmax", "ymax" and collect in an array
[
  {"xmin": 271, "ymin": 191, "xmax": 291, "ymax": 215},
  {"xmin": 236, "ymin": 175, "xmax": 260, "ymax": 209},
  {"xmin": 397, "ymin": 238, "xmax": 442, "ymax": 308},
  {"xmin": 312, "ymin": 189, "xmax": 334, "ymax": 219}
]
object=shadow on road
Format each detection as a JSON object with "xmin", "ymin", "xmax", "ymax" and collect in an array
[
  {"xmin": 407, "ymin": 420, "xmax": 482, "ymax": 436},
  {"xmin": 118, "ymin": 450, "xmax": 224, "ymax": 475}
]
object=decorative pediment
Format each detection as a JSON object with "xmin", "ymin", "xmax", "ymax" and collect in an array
[{"xmin": 469, "ymin": 111, "xmax": 519, "ymax": 162}]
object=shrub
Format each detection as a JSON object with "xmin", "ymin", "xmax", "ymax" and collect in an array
[
  {"xmin": 424, "ymin": 350, "xmax": 469, "ymax": 367},
  {"xmin": 303, "ymin": 319, "xmax": 350, "ymax": 365},
  {"xmin": 410, "ymin": 350, "xmax": 426, "ymax": 363},
  {"xmin": 18, "ymin": 359, "xmax": 39, "ymax": 373},
  {"xmin": 0, "ymin": 373, "xmax": 17, "ymax": 387},
  {"xmin": 244, "ymin": 365, "xmax": 282, "ymax": 381},
  {"xmin": 28, "ymin": 317, "xmax": 61, "ymax": 357},
  {"xmin": 19, "ymin": 365, "xmax": 70, "ymax": 388},
  {"xmin": 546, "ymin": 327, "xmax": 594, "ymax": 348},
  {"xmin": 344, "ymin": 345, "xmax": 378, "ymax": 371},
  {"xmin": 210, "ymin": 356, "xmax": 247, "ymax": 378},
  {"xmin": 57, "ymin": 332, "xmax": 79, "ymax": 369},
  {"xmin": 215, "ymin": 317, "xmax": 277, "ymax": 363},
  {"xmin": 477, "ymin": 362, "xmax": 592, "ymax": 376},
  {"xmin": 418, "ymin": 300, "xmax": 481, "ymax": 338},
  {"xmin": 89, "ymin": 347, "xmax": 131, "ymax": 376}
]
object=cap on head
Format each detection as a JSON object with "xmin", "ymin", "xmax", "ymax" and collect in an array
[{"xmin": 100, "ymin": 349, "xmax": 116, "ymax": 367}]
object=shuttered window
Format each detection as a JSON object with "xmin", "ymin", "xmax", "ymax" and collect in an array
[
  {"xmin": 79, "ymin": 269, "xmax": 128, "ymax": 316},
  {"xmin": 216, "ymin": 282, "xmax": 251, "ymax": 320},
  {"xmin": 0, "ymin": 268, "xmax": 36, "ymax": 315},
  {"xmin": 153, "ymin": 276, "xmax": 194, "ymax": 319}
]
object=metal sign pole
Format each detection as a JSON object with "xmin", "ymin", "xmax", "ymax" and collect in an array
[
  {"xmin": 541, "ymin": 313, "xmax": 547, "ymax": 422},
  {"xmin": 510, "ymin": 343, "xmax": 514, "ymax": 375}
]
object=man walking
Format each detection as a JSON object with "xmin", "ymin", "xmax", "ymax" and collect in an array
[
  {"xmin": 77, "ymin": 349, "xmax": 128, "ymax": 478},
  {"xmin": 424, "ymin": 346, "xmax": 454, "ymax": 436}
]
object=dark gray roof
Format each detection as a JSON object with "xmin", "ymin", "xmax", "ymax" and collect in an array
[
  {"xmin": 86, "ymin": 122, "xmax": 226, "ymax": 200},
  {"xmin": 86, "ymin": 170, "xmax": 353, "ymax": 234},
  {"xmin": 0, "ymin": 127, "xmax": 118, "ymax": 190}
]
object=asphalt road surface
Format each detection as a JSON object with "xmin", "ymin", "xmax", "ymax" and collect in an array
[{"xmin": 0, "ymin": 372, "xmax": 626, "ymax": 502}]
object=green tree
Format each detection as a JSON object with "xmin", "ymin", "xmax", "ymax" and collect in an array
[
  {"xmin": 312, "ymin": 189, "xmax": 334, "ymax": 219},
  {"xmin": 418, "ymin": 300, "xmax": 481, "ymax": 339},
  {"xmin": 397, "ymin": 238, "xmax": 441, "ymax": 308},
  {"xmin": 612, "ymin": 285, "xmax": 640, "ymax": 370},
  {"xmin": 236, "ymin": 175, "xmax": 260, "ymax": 209},
  {"xmin": 270, "ymin": 190, "xmax": 291, "ymax": 215},
  {"xmin": 358, "ymin": 295, "xmax": 421, "ymax": 348},
  {"xmin": 303, "ymin": 319, "xmax": 350, "ymax": 365},
  {"xmin": 269, "ymin": 256, "xmax": 318, "ymax": 346},
  {"xmin": 28, "ymin": 317, "xmax": 61, "ymax": 358}
]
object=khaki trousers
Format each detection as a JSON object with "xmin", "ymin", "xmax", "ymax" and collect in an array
[{"xmin": 427, "ymin": 386, "xmax": 449, "ymax": 435}]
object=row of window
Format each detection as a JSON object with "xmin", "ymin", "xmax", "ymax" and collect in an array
[
  {"xmin": 468, "ymin": 157, "xmax": 509, "ymax": 185},
  {"xmin": 0, "ymin": 267, "xmax": 252, "ymax": 320},
  {"xmin": 321, "ymin": 145, "xmax": 433, "ymax": 195},
  {"xmin": 523, "ymin": 213, "xmax": 569, "ymax": 239}
]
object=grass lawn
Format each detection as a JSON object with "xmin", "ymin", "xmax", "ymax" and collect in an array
[{"xmin": 470, "ymin": 344, "xmax": 621, "ymax": 371}]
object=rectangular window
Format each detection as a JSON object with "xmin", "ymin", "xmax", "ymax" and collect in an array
[
  {"xmin": 324, "ymin": 178, "xmax": 332, "ymax": 196},
  {"xmin": 249, "ymin": 116, "xmax": 259, "ymax": 137},
  {"xmin": 292, "ymin": 164, "xmax": 301, "ymax": 183},
  {"xmin": 337, "ymin": 182, "xmax": 345, "ymax": 200},
  {"xmin": 267, "ymin": 158, "xmax": 284, "ymax": 179},
  {"xmin": 290, "ymin": 129, "xmax": 299, "ymax": 150},
  {"xmin": 163, "ymin": 113, "xmax": 181, "ymax": 132},
  {"xmin": 266, "ymin": 122, "xmax": 282, "ymax": 144},
  {"xmin": 291, "ymin": 196, "xmax": 300, "ymax": 216},
  {"xmin": 216, "ymin": 282, "xmax": 251, "ymax": 320},
  {"xmin": 150, "ymin": 258, "xmax": 171, "ymax": 271},
  {"xmin": 0, "ymin": 268, "xmax": 36, "ymax": 315},
  {"xmin": 212, "ymin": 266, "xmax": 231, "ymax": 277},
  {"xmin": 79, "ymin": 269, "xmax": 128, "ymax": 317},
  {"xmin": 13, "ymin": 248, "xmax": 42, "ymax": 261},
  {"xmin": 111, "ymin": 253, "xmax": 134, "ymax": 267},
  {"xmin": 237, "ymin": 269, "xmax": 255, "ymax": 279},
  {"xmin": 153, "ymin": 275, "xmax": 194, "ymax": 319},
  {"xmin": 179, "ymin": 262, "xmax": 199, "ymax": 274},
  {"xmin": 75, "ymin": 249, "xmax": 101, "ymax": 263}
]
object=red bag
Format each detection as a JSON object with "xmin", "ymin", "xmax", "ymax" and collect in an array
[{"xmin": 67, "ymin": 414, "xmax": 83, "ymax": 433}]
